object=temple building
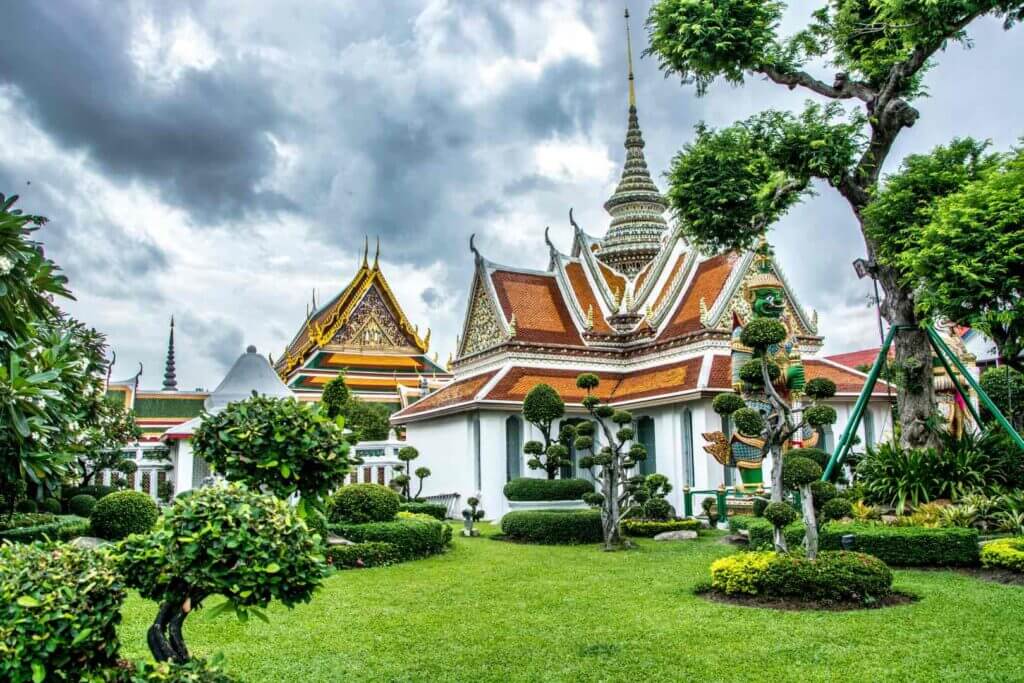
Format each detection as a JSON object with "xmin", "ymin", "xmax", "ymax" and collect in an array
[
  {"xmin": 390, "ymin": 13, "xmax": 894, "ymax": 519},
  {"xmin": 274, "ymin": 240, "xmax": 451, "ymax": 410}
]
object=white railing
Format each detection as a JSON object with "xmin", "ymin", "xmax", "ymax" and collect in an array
[{"xmin": 423, "ymin": 492, "xmax": 461, "ymax": 519}]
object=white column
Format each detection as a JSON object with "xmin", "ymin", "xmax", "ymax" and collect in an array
[{"xmin": 174, "ymin": 441, "xmax": 194, "ymax": 495}]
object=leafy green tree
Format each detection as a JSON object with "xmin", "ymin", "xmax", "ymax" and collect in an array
[
  {"xmin": 897, "ymin": 143, "xmax": 1024, "ymax": 370},
  {"xmin": 116, "ymin": 483, "xmax": 327, "ymax": 663},
  {"xmin": 646, "ymin": 0, "xmax": 1024, "ymax": 448},
  {"xmin": 192, "ymin": 394, "xmax": 351, "ymax": 516},
  {"xmin": 572, "ymin": 373, "xmax": 648, "ymax": 550},
  {"xmin": 73, "ymin": 394, "xmax": 143, "ymax": 486},
  {"xmin": 980, "ymin": 367, "xmax": 1024, "ymax": 429},
  {"xmin": 521, "ymin": 383, "xmax": 569, "ymax": 479},
  {"xmin": 320, "ymin": 374, "xmax": 350, "ymax": 420},
  {"xmin": 342, "ymin": 398, "xmax": 393, "ymax": 441}
]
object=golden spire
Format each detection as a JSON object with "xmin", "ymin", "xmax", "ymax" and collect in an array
[
  {"xmin": 373, "ymin": 236, "xmax": 380, "ymax": 270},
  {"xmin": 362, "ymin": 236, "xmax": 369, "ymax": 268},
  {"xmin": 625, "ymin": 7, "xmax": 636, "ymax": 109}
]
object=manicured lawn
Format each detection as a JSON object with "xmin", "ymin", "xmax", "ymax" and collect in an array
[{"xmin": 119, "ymin": 524, "xmax": 1024, "ymax": 682}]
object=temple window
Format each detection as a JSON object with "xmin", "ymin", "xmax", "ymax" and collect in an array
[{"xmin": 505, "ymin": 416, "xmax": 522, "ymax": 482}]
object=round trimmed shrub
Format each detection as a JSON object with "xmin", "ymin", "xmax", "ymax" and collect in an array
[
  {"xmin": 804, "ymin": 377, "xmax": 837, "ymax": 399},
  {"xmin": 15, "ymin": 499, "xmax": 37, "ymax": 513},
  {"xmin": 622, "ymin": 518, "xmax": 701, "ymax": 537},
  {"xmin": 787, "ymin": 447, "xmax": 830, "ymax": 470},
  {"xmin": 821, "ymin": 497, "xmax": 854, "ymax": 522},
  {"xmin": 68, "ymin": 494, "xmax": 97, "ymax": 518},
  {"xmin": 500, "ymin": 509, "xmax": 603, "ymax": 544},
  {"xmin": 329, "ymin": 515, "xmax": 449, "ymax": 560},
  {"xmin": 0, "ymin": 542, "xmax": 126, "ymax": 681},
  {"xmin": 40, "ymin": 497, "xmax": 60, "ymax": 514},
  {"xmin": 710, "ymin": 550, "xmax": 892, "ymax": 603},
  {"xmin": 503, "ymin": 477, "xmax": 594, "ymax": 501},
  {"xmin": 328, "ymin": 484, "xmax": 400, "ymax": 524},
  {"xmin": 62, "ymin": 485, "xmax": 116, "ymax": 503},
  {"xmin": 642, "ymin": 497, "xmax": 673, "ymax": 521},
  {"xmin": 753, "ymin": 497, "xmax": 769, "ymax": 517},
  {"xmin": 980, "ymin": 537, "xmax": 1024, "ymax": 573},
  {"xmin": 763, "ymin": 501, "xmax": 799, "ymax": 527},
  {"xmin": 739, "ymin": 359, "xmax": 780, "ymax": 385},
  {"xmin": 90, "ymin": 490, "xmax": 159, "ymax": 541},
  {"xmin": 740, "ymin": 318, "xmax": 787, "ymax": 349},
  {"xmin": 782, "ymin": 456, "xmax": 822, "ymax": 489},
  {"xmin": 805, "ymin": 404, "xmax": 838, "ymax": 427},
  {"xmin": 811, "ymin": 480, "xmax": 838, "ymax": 507},
  {"xmin": 712, "ymin": 393, "xmax": 746, "ymax": 415},
  {"xmin": 732, "ymin": 407, "xmax": 765, "ymax": 436}
]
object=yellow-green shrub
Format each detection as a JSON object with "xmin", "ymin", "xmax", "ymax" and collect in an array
[
  {"xmin": 980, "ymin": 537, "xmax": 1024, "ymax": 573},
  {"xmin": 710, "ymin": 551, "xmax": 775, "ymax": 594}
]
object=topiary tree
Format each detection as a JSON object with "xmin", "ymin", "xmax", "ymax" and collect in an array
[
  {"xmin": 391, "ymin": 446, "xmax": 420, "ymax": 500},
  {"xmin": 192, "ymin": 393, "xmax": 351, "ymax": 517},
  {"xmin": 90, "ymin": 490, "xmax": 159, "ymax": 541},
  {"xmin": 782, "ymin": 454, "xmax": 824, "ymax": 559},
  {"xmin": 69, "ymin": 493, "xmax": 97, "ymax": 518},
  {"xmin": 461, "ymin": 496, "xmax": 484, "ymax": 537},
  {"xmin": 646, "ymin": 0, "xmax": 1024, "ymax": 448},
  {"xmin": 320, "ymin": 374, "xmax": 350, "ymax": 420},
  {"xmin": 327, "ymin": 483, "xmax": 400, "ymax": 524},
  {"xmin": 628, "ymin": 473, "xmax": 674, "ymax": 521},
  {"xmin": 572, "ymin": 373, "xmax": 648, "ymax": 550},
  {"xmin": 413, "ymin": 466, "xmax": 431, "ymax": 500},
  {"xmin": 521, "ymin": 383, "xmax": 569, "ymax": 479},
  {"xmin": 116, "ymin": 483, "xmax": 327, "ymax": 663}
]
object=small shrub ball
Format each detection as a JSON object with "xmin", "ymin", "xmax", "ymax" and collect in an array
[
  {"xmin": 804, "ymin": 377, "xmax": 837, "ymax": 400},
  {"xmin": 782, "ymin": 456, "xmax": 823, "ymax": 489},
  {"xmin": 739, "ymin": 359, "xmax": 780, "ymax": 385},
  {"xmin": 328, "ymin": 484, "xmax": 400, "ymax": 524},
  {"xmin": 810, "ymin": 480, "xmax": 837, "ymax": 506},
  {"xmin": 90, "ymin": 490, "xmax": 159, "ymax": 540},
  {"xmin": 732, "ymin": 407, "xmax": 765, "ymax": 436},
  {"xmin": 786, "ymin": 447, "xmax": 829, "ymax": 470},
  {"xmin": 763, "ymin": 501, "xmax": 799, "ymax": 527},
  {"xmin": 713, "ymin": 393, "xmax": 746, "ymax": 416},
  {"xmin": 804, "ymin": 404, "xmax": 838, "ymax": 427},
  {"xmin": 821, "ymin": 497, "xmax": 854, "ymax": 522},
  {"xmin": 740, "ymin": 318, "xmax": 788, "ymax": 349}
]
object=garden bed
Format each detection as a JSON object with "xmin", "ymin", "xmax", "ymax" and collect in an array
[{"xmin": 697, "ymin": 587, "xmax": 917, "ymax": 611}]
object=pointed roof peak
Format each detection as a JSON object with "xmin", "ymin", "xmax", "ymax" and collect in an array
[
  {"xmin": 162, "ymin": 315, "xmax": 178, "ymax": 392},
  {"xmin": 625, "ymin": 6, "xmax": 636, "ymax": 110}
]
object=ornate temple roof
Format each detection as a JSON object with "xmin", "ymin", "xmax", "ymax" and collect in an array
[{"xmin": 275, "ymin": 239, "xmax": 450, "ymax": 406}]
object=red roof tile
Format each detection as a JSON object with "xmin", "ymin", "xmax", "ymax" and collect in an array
[
  {"xmin": 805, "ymin": 359, "xmax": 890, "ymax": 395},
  {"xmin": 659, "ymin": 253, "xmax": 737, "ymax": 340},
  {"xmin": 708, "ymin": 355, "xmax": 732, "ymax": 389},
  {"xmin": 490, "ymin": 271, "xmax": 583, "ymax": 346},
  {"xmin": 825, "ymin": 348, "xmax": 893, "ymax": 370},
  {"xmin": 393, "ymin": 370, "xmax": 498, "ymax": 418},
  {"xmin": 564, "ymin": 262, "xmax": 613, "ymax": 334}
]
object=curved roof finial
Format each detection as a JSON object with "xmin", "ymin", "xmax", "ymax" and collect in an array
[
  {"xmin": 373, "ymin": 236, "xmax": 380, "ymax": 269},
  {"xmin": 469, "ymin": 233, "xmax": 482, "ymax": 263},
  {"xmin": 544, "ymin": 226, "xmax": 556, "ymax": 252},
  {"xmin": 362, "ymin": 235, "xmax": 369, "ymax": 267},
  {"xmin": 569, "ymin": 207, "xmax": 581, "ymax": 234}
]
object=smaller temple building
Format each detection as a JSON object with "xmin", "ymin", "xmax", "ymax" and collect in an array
[{"xmin": 274, "ymin": 240, "xmax": 451, "ymax": 410}]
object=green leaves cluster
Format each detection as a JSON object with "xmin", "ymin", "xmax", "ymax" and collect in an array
[
  {"xmin": 116, "ymin": 483, "xmax": 328, "ymax": 621},
  {"xmin": 0, "ymin": 542, "xmax": 126, "ymax": 683},
  {"xmin": 192, "ymin": 393, "xmax": 351, "ymax": 510},
  {"xmin": 522, "ymin": 383, "xmax": 570, "ymax": 479}
]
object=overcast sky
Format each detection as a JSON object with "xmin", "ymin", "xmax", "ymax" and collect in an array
[{"xmin": 1, "ymin": 1, "xmax": 1020, "ymax": 390}]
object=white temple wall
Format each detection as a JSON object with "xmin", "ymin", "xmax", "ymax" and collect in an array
[
  {"xmin": 173, "ymin": 440, "xmax": 194, "ymax": 496},
  {"xmin": 404, "ymin": 413, "xmax": 476, "ymax": 506}
]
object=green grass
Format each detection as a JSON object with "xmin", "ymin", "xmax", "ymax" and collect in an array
[{"xmin": 118, "ymin": 524, "xmax": 1024, "ymax": 682}]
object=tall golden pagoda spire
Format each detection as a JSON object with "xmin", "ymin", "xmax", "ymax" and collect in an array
[{"xmin": 597, "ymin": 5, "xmax": 669, "ymax": 279}]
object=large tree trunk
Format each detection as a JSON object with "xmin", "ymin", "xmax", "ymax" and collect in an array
[
  {"xmin": 877, "ymin": 264, "xmax": 939, "ymax": 449},
  {"xmin": 601, "ymin": 464, "xmax": 626, "ymax": 550}
]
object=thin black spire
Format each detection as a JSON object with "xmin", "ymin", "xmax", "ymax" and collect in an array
[{"xmin": 162, "ymin": 316, "xmax": 178, "ymax": 391}]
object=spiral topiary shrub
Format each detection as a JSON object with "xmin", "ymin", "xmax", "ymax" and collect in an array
[
  {"xmin": 68, "ymin": 493, "xmax": 96, "ymax": 516},
  {"xmin": 732, "ymin": 407, "xmax": 765, "ymax": 436},
  {"xmin": 712, "ymin": 392, "xmax": 746, "ymax": 415},
  {"xmin": 116, "ymin": 483, "xmax": 328, "ymax": 663},
  {"xmin": 503, "ymin": 477, "xmax": 594, "ymax": 501},
  {"xmin": 739, "ymin": 359, "xmax": 780, "ymax": 385},
  {"xmin": 763, "ymin": 501, "xmax": 799, "ymax": 527},
  {"xmin": 327, "ymin": 484, "xmax": 401, "ymax": 524},
  {"xmin": 804, "ymin": 377, "xmax": 837, "ymax": 399},
  {"xmin": 91, "ymin": 490, "xmax": 159, "ymax": 540},
  {"xmin": 804, "ymin": 404, "xmax": 838, "ymax": 427},
  {"xmin": 1, "ymin": 542, "xmax": 126, "ymax": 682},
  {"xmin": 740, "ymin": 318, "xmax": 787, "ymax": 349}
]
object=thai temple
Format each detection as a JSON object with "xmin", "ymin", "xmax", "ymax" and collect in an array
[
  {"xmin": 273, "ymin": 239, "xmax": 451, "ymax": 410},
  {"xmin": 388, "ymin": 13, "xmax": 894, "ymax": 518}
]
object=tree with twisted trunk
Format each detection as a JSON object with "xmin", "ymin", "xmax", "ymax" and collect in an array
[{"xmin": 646, "ymin": 0, "xmax": 1024, "ymax": 447}]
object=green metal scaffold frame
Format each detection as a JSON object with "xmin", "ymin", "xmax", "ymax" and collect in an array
[{"xmin": 822, "ymin": 324, "xmax": 1024, "ymax": 481}]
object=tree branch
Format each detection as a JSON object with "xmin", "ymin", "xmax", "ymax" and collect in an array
[{"xmin": 760, "ymin": 65, "xmax": 875, "ymax": 102}]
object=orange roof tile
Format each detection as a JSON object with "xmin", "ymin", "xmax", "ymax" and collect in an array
[
  {"xmin": 485, "ymin": 358, "xmax": 702, "ymax": 404},
  {"xmin": 825, "ymin": 348, "xmax": 893, "ymax": 370},
  {"xmin": 659, "ymin": 253, "xmax": 737, "ymax": 340},
  {"xmin": 564, "ymin": 262, "xmax": 613, "ymax": 334},
  {"xmin": 805, "ymin": 359, "xmax": 890, "ymax": 395},
  {"xmin": 490, "ymin": 271, "xmax": 583, "ymax": 346},
  {"xmin": 394, "ymin": 370, "xmax": 498, "ymax": 418},
  {"xmin": 708, "ymin": 355, "xmax": 733, "ymax": 389},
  {"xmin": 598, "ymin": 262, "xmax": 626, "ymax": 299},
  {"xmin": 634, "ymin": 260, "xmax": 653, "ymax": 293}
]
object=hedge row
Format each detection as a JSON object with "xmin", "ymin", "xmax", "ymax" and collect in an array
[
  {"xmin": 0, "ymin": 516, "xmax": 90, "ymax": 544},
  {"xmin": 981, "ymin": 537, "xmax": 1024, "ymax": 573},
  {"xmin": 326, "ymin": 541, "xmax": 401, "ymax": 569},
  {"xmin": 622, "ymin": 519, "xmax": 701, "ymax": 537},
  {"xmin": 710, "ymin": 550, "xmax": 893, "ymax": 604},
  {"xmin": 500, "ymin": 509, "xmax": 603, "ymax": 544},
  {"xmin": 328, "ymin": 515, "xmax": 450, "ymax": 561},
  {"xmin": 398, "ymin": 502, "xmax": 447, "ymax": 520},
  {"xmin": 730, "ymin": 516, "xmax": 982, "ymax": 566},
  {"xmin": 503, "ymin": 477, "xmax": 594, "ymax": 501},
  {"xmin": 820, "ymin": 523, "xmax": 980, "ymax": 567}
]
